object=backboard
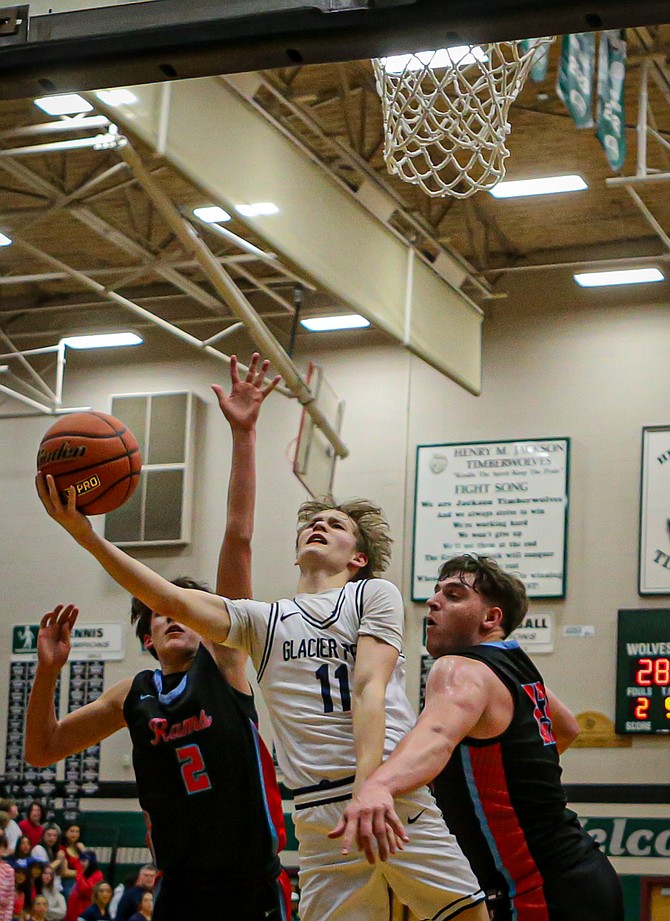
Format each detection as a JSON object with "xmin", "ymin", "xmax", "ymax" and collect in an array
[
  {"xmin": 1, "ymin": 0, "xmax": 670, "ymax": 100},
  {"xmin": 293, "ymin": 363, "xmax": 344, "ymax": 499}
]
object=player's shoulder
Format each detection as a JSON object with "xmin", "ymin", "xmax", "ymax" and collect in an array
[
  {"xmin": 226, "ymin": 595, "xmax": 277, "ymax": 616},
  {"xmin": 101, "ymin": 676, "xmax": 135, "ymax": 711},
  {"xmin": 429, "ymin": 654, "xmax": 499, "ymax": 689},
  {"xmin": 353, "ymin": 577, "xmax": 403, "ymax": 603}
]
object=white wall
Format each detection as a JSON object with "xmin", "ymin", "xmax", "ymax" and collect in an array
[{"xmin": 2, "ymin": 295, "xmax": 670, "ymax": 789}]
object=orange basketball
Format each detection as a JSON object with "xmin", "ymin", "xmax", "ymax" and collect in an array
[{"xmin": 37, "ymin": 411, "xmax": 142, "ymax": 516}]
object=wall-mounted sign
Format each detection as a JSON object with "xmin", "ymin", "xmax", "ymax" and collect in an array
[
  {"xmin": 639, "ymin": 426, "xmax": 670, "ymax": 594},
  {"xmin": 582, "ymin": 817, "xmax": 670, "ymax": 858},
  {"xmin": 412, "ymin": 439, "xmax": 570, "ymax": 600},
  {"xmin": 12, "ymin": 623, "xmax": 125, "ymax": 660},
  {"xmin": 510, "ymin": 611, "xmax": 554, "ymax": 654}
]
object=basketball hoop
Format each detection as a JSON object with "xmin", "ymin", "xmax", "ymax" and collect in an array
[{"xmin": 373, "ymin": 39, "xmax": 555, "ymax": 199}]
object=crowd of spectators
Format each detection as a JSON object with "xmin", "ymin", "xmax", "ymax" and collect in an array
[{"xmin": 0, "ymin": 802, "xmax": 155, "ymax": 921}]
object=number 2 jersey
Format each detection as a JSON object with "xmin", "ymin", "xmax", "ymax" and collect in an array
[
  {"xmin": 224, "ymin": 578, "xmax": 416, "ymax": 790},
  {"xmin": 123, "ymin": 644, "xmax": 285, "ymax": 885}
]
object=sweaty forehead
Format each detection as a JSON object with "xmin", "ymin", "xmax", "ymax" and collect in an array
[{"xmin": 439, "ymin": 572, "xmax": 478, "ymax": 591}]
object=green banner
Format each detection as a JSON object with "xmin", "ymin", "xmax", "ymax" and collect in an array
[
  {"xmin": 519, "ymin": 37, "xmax": 552, "ymax": 82},
  {"xmin": 556, "ymin": 33, "xmax": 597, "ymax": 128},
  {"xmin": 596, "ymin": 30, "xmax": 627, "ymax": 171},
  {"xmin": 582, "ymin": 817, "xmax": 670, "ymax": 858}
]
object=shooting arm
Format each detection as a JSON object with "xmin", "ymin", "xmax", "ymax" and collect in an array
[
  {"xmin": 83, "ymin": 528, "xmax": 233, "ymax": 643},
  {"xmin": 25, "ymin": 673, "xmax": 130, "ymax": 767},
  {"xmin": 39, "ymin": 473, "xmax": 233, "ymax": 643},
  {"xmin": 546, "ymin": 688, "xmax": 580, "ymax": 753},
  {"xmin": 352, "ymin": 636, "xmax": 399, "ymax": 792}
]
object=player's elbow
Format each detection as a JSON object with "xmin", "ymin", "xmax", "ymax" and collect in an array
[
  {"xmin": 24, "ymin": 738, "xmax": 52, "ymax": 768},
  {"xmin": 557, "ymin": 716, "xmax": 580, "ymax": 751}
]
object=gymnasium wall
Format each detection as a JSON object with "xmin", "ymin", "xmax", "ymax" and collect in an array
[{"xmin": 1, "ymin": 289, "xmax": 669, "ymax": 895}]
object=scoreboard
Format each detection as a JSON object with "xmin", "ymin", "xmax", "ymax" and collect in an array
[{"xmin": 616, "ymin": 609, "xmax": 670, "ymax": 734}]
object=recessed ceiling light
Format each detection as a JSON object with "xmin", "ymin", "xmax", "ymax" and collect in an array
[
  {"xmin": 0, "ymin": 232, "xmax": 12, "ymax": 246},
  {"xmin": 300, "ymin": 315, "xmax": 370, "ymax": 332},
  {"xmin": 95, "ymin": 89, "xmax": 137, "ymax": 106},
  {"xmin": 34, "ymin": 94, "xmax": 93, "ymax": 116},
  {"xmin": 61, "ymin": 332, "xmax": 143, "ymax": 349},
  {"xmin": 236, "ymin": 202, "xmax": 279, "ymax": 217},
  {"xmin": 193, "ymin": 206, "xmax": 232, "ymax": 223},
  {"xmin": 490, "ymin": 175, "xmax": 588, "ymax": 198},
  {"xmin": 574, "ymin": 268, "xmax": 665, "ymax": 287},
  {"xmin": 381, "ymin": 46, "xmax": 488, "ymax": 75}
]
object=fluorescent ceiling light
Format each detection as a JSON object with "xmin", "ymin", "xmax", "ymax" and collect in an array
[
  {"xmin": 61, "ymin": 332, "xmax": 143, "ymax": 349},
  {"xmin": 381, "ymin": 46, "xmax": 488, "ymax": 75},
  {"xmin": 95, "ymin": 89, "xmax": 137, "ymax": 106},
  {"xmin": 490, "ymin": 174, "xmax": 588, "ymax": 198},
  {"xmin": 34, "ymin": 94, "xmax": 93, "ymax": 116},
  {"xmin": 0, "ymin": 232, "xmax": 12, "ymax": 246},
  {"xmin": 193, "ymin": 205, "xmax": 232, "ymax": 223},
  {"xmin": 574, "ymin": 268, "xmax": 665, "ymax": 287},
  {"xmin": 236, "ymin": 202, "xmax": 279, "ymax": 217},
  {"xmin": 301, "ymin": 314, "xmax": 370, "ymax": 332}
]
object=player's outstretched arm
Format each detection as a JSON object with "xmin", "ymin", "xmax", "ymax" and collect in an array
[
  {"xmin": 331, "ymin": 656, "xmax": 492, "ymax": 863},
  {"xmin": 213, "ymin": 351, "xmax": 281, "ymax": 600},
  {"xmin": 25, "ymin": 604, "xmax": 130, "ymax": 766},
  {"xmin": 211, "ymin": 354, "xmax": 280, "ymax": 690},
  {"xmin": 36, "ymin": 474, "xmax": 232, "ymax": 644}
]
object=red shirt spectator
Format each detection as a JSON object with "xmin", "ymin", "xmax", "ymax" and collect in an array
[
  {"xmin": 65, "ymin": 852, "xmax": 103, "ymax": 921},
  {"xmin": 19, "ymin": 803, "xmax": 45, "ymax": 849}
]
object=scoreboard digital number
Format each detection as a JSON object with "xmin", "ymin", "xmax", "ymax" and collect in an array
[{"xmin": 616, "ymin": 609, "xmax": 670, "ymax": 734}]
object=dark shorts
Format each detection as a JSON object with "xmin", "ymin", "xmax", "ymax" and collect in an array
[
  {"xmin": 153, "ymin": 870, "xmax": 292, "ymax": 921},
  {"xmin": 487, "ymin": 848, "xmax": 624, "ymax": 921}
]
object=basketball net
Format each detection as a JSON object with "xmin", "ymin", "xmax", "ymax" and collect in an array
[{"xmin": 373, "ymin": 39, "xmax": 555, "ymax": 199}]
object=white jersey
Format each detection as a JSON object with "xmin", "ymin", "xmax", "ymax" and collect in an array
[{"xmin": 225, "ymin": 579, "xmax": 416, "ymax": 790}]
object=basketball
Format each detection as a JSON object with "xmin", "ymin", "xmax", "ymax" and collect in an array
[{"xmin": 37, "ymin": 411, "xmax": 142, "ymax": 516}]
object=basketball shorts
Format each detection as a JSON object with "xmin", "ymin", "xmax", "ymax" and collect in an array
[
  {"xmin": 293, "ymin": 783, "xmax": 485, "ymax": 921},
  {"xmin": 153, "ymin": 868, "xmax": 292, "ymax": 921}
]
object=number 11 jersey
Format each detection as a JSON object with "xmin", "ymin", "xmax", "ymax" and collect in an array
[{"xmin": 224, "ymin": 578, "xmax": 416, "ymax": 790}]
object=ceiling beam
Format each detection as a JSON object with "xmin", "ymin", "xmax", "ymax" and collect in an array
[{"xmin": 108, "ymin": 77, "xmax": 482, "ymax": 393}]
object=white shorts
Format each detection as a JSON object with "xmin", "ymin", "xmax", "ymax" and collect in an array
[{"xmin": 293, "ymin": 783, "xmax": 485, "ymax": 921}]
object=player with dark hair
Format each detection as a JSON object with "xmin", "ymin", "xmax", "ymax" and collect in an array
[
  {"xmin": 26, "ymin": 355, "xmax": 289, "ymax": 921},
  {"xmin": 331, "ymin": 554, "xmax": 625, "ymax": 921}
]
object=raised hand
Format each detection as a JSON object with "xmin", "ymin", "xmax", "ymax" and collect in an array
[
  {"xmin": 211, "ymin": 353, "xmax": 281, "ymax": 433},
  {"xmin": 36, "ymin": 472, "xmax": 94, "ymax": 545},
  {"xmin": 37, "ymin": 604, "xmax": 79, "ymax": 672}
]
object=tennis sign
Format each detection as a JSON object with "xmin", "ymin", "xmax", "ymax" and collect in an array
[{"xmin": 12, "ymin": 623, "xmax": 125, "ymax": 660}]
